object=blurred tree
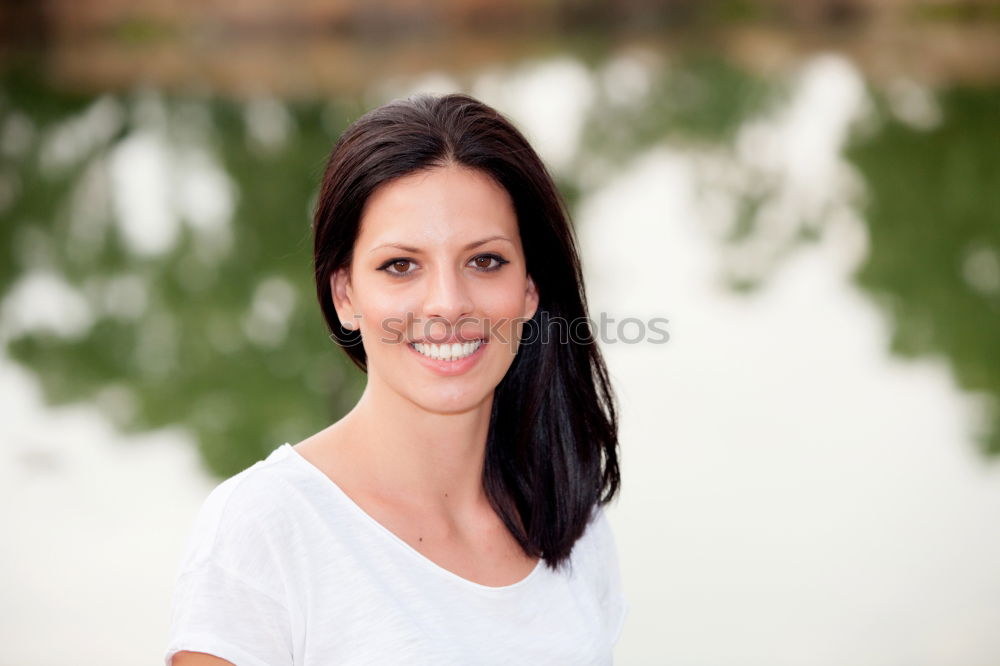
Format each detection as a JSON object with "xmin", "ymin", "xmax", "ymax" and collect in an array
[
  {"xmin": 847, "ymin": 86, "xmax": 1000, "ymax": 456},
  {"xmin": 0, "ymin": 66, "xmax": 364, "ymax": 477},
  {"xmin": 3, "ymin": 42, "xmax": 999, "ymax": 478}
]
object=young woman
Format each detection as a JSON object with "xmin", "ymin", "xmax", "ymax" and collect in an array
[{"xmin": 165, "ymin": 93, "xmax": 626, "ymax": 665}]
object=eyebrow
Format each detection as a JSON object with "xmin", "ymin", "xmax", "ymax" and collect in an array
[{"xmin": 368, "ymin": 235, "xmax": 515, "ymax": 254}]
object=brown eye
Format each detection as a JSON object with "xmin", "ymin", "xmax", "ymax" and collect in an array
[
  {"xmin": 378, "ymin": 258, "xmax": 417, "ymax": 277},
  {"xmin": 470, "ymin": 254, "xmax": 508, "ymax": 272}
]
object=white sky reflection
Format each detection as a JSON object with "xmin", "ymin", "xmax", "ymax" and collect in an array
[{"xmin": 0, "ymin": 356, "xmax": 209, "ymax": 666}]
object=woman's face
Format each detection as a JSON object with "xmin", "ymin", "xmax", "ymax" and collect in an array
[{"xmin": 331, "ymin": 164, "xmax": 539, "ymax": 414}]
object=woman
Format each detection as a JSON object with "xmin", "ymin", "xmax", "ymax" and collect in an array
[{"xmin": 165, "ymin": 93, "xmax": 626, "ymax": 665}]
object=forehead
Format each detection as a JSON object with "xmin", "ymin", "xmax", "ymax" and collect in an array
[{"xmin": 356, "ymin": 165, "xmax": 519, "ymax": 248}]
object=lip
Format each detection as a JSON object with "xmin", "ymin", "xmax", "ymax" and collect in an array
[
  {"xmin": 410, "ymin": 334, "xmax": 486, "ymax": 344},
  {"xmin": 407, "ymin": 338, "xmax": 488, "ymax": 376}
]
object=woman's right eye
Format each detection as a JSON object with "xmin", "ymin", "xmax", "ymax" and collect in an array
[{"xmin": 379, "ymin": 258, "xmax": 415, "ymax": 276}]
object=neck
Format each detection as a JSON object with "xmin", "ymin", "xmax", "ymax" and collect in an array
[{"xmin": 338, "ymin": 377, "xmax": 495, "ymax": 516}]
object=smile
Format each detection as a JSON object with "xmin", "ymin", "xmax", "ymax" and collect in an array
[{"xmin": 410, "ymin": 339, "xmax": 484, "ymax": 362}]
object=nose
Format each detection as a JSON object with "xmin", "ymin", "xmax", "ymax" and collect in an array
[{"xmin": 421, "ymin": 266, "xmax": 474, "ymax": 333}]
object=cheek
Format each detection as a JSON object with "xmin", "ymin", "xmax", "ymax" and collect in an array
[
  {"xmin": 478, "ymin": 276, "xmax": 533, "ymax": 317},
  {"xmin": 358, "ymin": 284, "xmax": 410, "ymax": 314},
  {"xmin": 478, "ymin": 285, "xmax": 533, "ymax": 355},
  {"xmin": 353, "ymin": 283, "xmax": 416, "ymax": 336}
]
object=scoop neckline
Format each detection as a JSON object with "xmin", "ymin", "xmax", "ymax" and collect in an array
[{"xmin": 279, "ymin": 442, "xmax": 545, "ymax": 593}]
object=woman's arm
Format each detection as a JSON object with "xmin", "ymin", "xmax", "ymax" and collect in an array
[{"xmin": 171, "ymin": 651, "xmax": 235, "ymax": 666}]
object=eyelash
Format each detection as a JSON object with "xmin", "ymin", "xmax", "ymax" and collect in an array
[{"xmin": 378, "ymin": 253, "xmax": 509, "ymax": 277}]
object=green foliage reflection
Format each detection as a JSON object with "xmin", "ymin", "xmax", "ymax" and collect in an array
[{"xmin": 0, "ymin": 68, "xmax": 364, "ymax": 477}]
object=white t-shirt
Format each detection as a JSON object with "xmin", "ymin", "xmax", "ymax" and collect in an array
[{"xmin": 164, "ymin": 442, "xmax": 628, "ymax": 665}]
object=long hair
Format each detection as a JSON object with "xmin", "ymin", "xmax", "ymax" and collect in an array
[{"xmin": 312, "ymin": 93, "xmax": 619, "ymax": 570}]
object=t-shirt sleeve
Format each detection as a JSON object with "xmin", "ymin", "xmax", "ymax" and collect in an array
[{"xmin": 164, "ymin": 474, "xmax": 295, "ymax": 666}]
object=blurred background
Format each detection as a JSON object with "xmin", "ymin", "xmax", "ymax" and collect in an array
[{"xmin": 2, "ymin": 1, "xmax": 1000, "ymax": 664}]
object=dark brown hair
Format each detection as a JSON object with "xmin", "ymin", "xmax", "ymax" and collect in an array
[{"xmin": 312, "ymin": 93, "xmax": 619, "ymax": 569}]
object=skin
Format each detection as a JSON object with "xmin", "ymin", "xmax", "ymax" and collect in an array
[
  {"xmin": 169, "ymin": 164, "xmax": 540, "ymax": 666},
  {"xmin": 172, "ymin": 653, "xmax": 231, "ymax": 666}
]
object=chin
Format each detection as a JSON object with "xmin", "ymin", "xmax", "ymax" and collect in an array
[
  {"xmin": 368, "ymin": 349, "xmax": 512, "ymax": 415},
  {"xmin": 411, "ymin": 386, "xmax": 494, "ymax": 416}
]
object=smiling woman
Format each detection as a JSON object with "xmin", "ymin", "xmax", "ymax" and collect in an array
[{"xmin": 164, "ymin": 93, "xmax": 626, "ymax": 665}]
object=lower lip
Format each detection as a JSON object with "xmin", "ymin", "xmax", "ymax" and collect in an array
[{"xmin": 407, "ymin": 339, "xmax": 488, "ymax": 376}]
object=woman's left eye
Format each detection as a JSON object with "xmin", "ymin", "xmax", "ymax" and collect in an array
[{"xmin": 469, "ymin": 254, "xmax": 508, "ymax": 272}]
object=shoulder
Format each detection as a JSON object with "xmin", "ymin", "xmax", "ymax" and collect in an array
[
  {"xmin": 177, "ymin": 444, "xmax": 303, "ymax": 577},
  {"xmin": 166, "ymin": 448, "xmax": 301, "ymax": 666},
  {"xmin": 575, "ymin": 504, "xmax": 620, "ymax": 564},
  {"xmin": 572, "ymin": 504, "xmax": 628, "ymax": 643}
]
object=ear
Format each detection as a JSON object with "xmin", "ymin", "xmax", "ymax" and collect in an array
[
  {"xmin": 330, "ymin": 267, "xmax": 359, "ymax": 330},
  {"xmin": 524, "ymin": 273, "xmax": 540, "ymax": 321}
]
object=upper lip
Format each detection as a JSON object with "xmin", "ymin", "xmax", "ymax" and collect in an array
[{"xmin": 410, "ymin": 335, "xmax": 487, "ymax": 344}]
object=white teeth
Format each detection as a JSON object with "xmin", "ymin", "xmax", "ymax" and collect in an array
[{"xmin": 412, "ymin": 339, "xmax": 483, "ymax": 361}]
